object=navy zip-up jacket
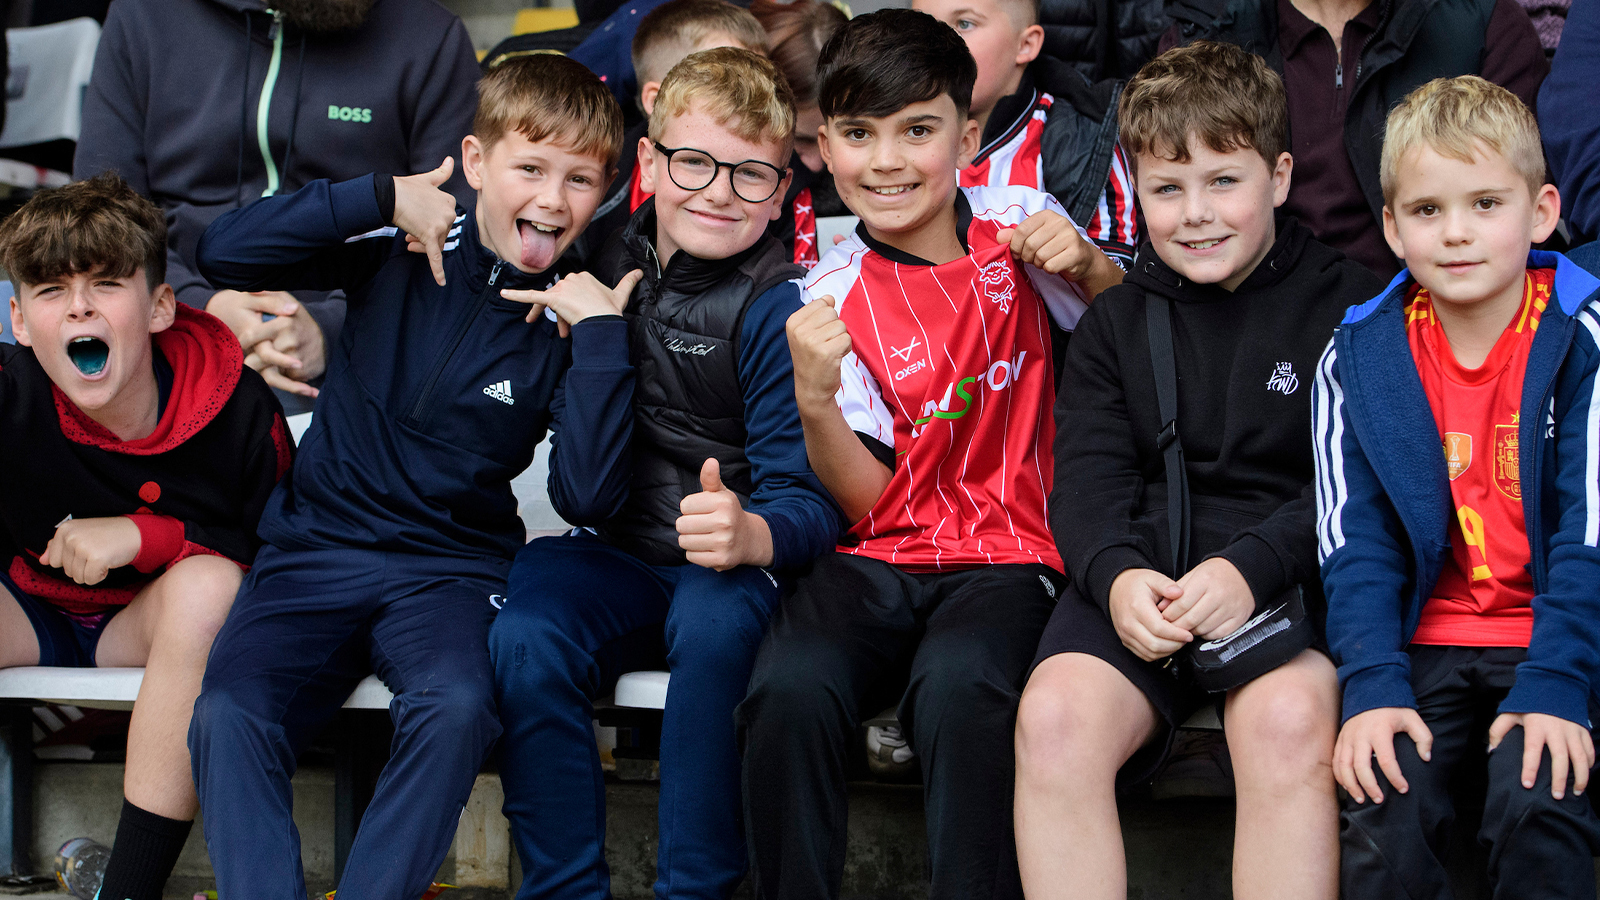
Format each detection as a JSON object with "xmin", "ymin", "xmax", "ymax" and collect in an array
[
  {"xmin": 197, "ymin": 175, "xmax": 634, "ymax": 560},
  {"xmin": 1314, "ymin": 251, "xmax": 1600, "ymax": 726}
]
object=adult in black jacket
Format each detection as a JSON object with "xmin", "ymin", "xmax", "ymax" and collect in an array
[{"xmin": 1165, "ymin": 0, "xmax": 1546, "ymax": 278}]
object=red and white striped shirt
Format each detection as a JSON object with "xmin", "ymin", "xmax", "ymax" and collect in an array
[
  {"xmin": 960, "ymin": 90, "xmax": 1139, "ymax": 269},
  {"xmin": 803, "ymin": 185, "xmax": 1084, "ymax": 572}
]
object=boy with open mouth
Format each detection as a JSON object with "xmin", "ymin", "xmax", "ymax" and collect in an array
[{"xmin": 0, "ymin": 173, "xmax": 291, "ymax": 900}]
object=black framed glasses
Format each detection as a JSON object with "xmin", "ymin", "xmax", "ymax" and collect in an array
[{"xmin": 653, "ymin": 141, "xmax": 786, "ymax": 203}]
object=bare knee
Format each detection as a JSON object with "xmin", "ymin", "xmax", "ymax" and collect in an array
[
  {"xmin": 1226, "ymin": 654, "xmax": 1338, "ymax": 787},
  {"xmin": 1016, "ymin": 654, "xmax": 1154, "ymax": 787},
  {"xmin": 149, "ymin": 555, "xmax": 244, "ymax": 642}
]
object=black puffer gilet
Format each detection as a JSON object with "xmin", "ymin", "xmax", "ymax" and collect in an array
[{"xmin": 593, "ymin": 200, "xmax": 803, "ymax": 566}]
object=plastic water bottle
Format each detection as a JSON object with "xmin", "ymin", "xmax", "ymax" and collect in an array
[{"xmin": 54, "ymin": 837, "xmax": 110, "ymax": 900}]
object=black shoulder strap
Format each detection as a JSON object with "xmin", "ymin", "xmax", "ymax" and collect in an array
[{"xmin": 1145, "ymin": 295, "xmax": 1190, "ymax": 578}]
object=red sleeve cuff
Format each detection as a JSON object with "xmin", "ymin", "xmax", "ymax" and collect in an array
[{"xmin": 128, "ymin": 514, "xmax": 184, "ymax": 574}]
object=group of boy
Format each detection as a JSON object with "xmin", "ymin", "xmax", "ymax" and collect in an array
[{"xmin": 1, "ymin": 1, "xmax": 1598, "ymax": 900}]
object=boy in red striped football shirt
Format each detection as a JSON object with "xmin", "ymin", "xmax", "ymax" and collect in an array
[{"xmin": 735, "ymin": 10, "xmax": 1122, "ymax": 898}]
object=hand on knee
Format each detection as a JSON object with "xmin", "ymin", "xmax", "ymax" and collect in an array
[
  {"xmin": 1334, "ymin": 707, "xmax": 1431, "ymax": 805},
  {"xmin": 1489, "ymin": 712, "xmax": 1595, "ymax": 801}
]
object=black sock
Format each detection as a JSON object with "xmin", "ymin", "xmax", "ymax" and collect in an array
[{"xmin": 98, "ymin": 799, "xmax": 193, "ymax": 900}]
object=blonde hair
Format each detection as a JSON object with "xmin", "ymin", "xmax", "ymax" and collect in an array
[
  {"xmin": 1380, "ymin": 75, "xmax": 1545, "ymax": 205},
  {"xmin": 632, "ymin": 0, "xmax": 769, "ymax": 89},
  {"xmin": 1118, "ymin": 41, "xmax": 1286, "ymax": 172},
  {"xmin": 475, "ymin": 54, "xmax": 624, "ymax": 169},
  {"xmin": 648, "ymin": 46, "xmax": 796, "ymax": 158}
]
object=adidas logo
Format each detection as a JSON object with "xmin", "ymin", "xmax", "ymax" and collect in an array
[{"xmin": 483, "ymin": 380, "xmax": 514, "ymax": 405}]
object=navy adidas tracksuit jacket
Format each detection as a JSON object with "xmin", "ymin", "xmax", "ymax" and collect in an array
[
  {"xmin": 188, "ymin": 175, "xmax": 634, "ymax": 900},
  {"xmin": 1313, "ymin": 251, "xmax": 1600, "ymax": 726},
  {"xmin": 197, "ymin": 173, "xmax": 633, "ymax": 560}
]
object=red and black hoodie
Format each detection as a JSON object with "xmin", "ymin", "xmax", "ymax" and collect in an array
[{"xmin": 0, "ymin": 305, "xmax": 292, "ymax": 620}]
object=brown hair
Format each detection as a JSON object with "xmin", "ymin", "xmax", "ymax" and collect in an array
[
  {"xmin": 632, "ymin": 0, "xmax": 769, "ymax": 89},
  {"xmin": 818, "ymin": 9, "xmax": 976, "ymax": 121},
  {"xmin": 1118, "ymin": 41, "xmax": 1287, "ymax": 171},
  {"xmin": 0, "ymin": 171, "xmax": 166, "ymax": 291},
  {"xmin": 649, "ymin": 46, "xmax": 797, "ymax": 156},
  {"xmin": 475, "ymin": 54, "xmax": 625, "ymax": 169},
  {"xmin": 749, "ymin": 0, "xmax": 847, "ymax": 106},
  {"xmin": 1380, "ymin": 75, "xmax": 1545, "ymax": 205}
]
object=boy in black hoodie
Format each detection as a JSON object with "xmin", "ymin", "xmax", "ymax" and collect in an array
[
  {"xmin": 186, "ymin": 57, "xmax": 628, "ymax": 900},
  {"xmin": 0, "ymin": 174, "xmax": 290, "ymax": 900},
  {"xmin": 1012, "ymin": 43, "xmax": 1383, "ymax": 900}
]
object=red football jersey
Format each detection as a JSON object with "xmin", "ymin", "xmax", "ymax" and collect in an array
[
  {"xmin": 1407, "ymin": 269, "xmax": 1553, "ymax": 647},
  {"xmin": 959, "ymin": 91, "xmax": 1139, "ymax": 258},
  {"xmin": 803, "ymin": 185, "xmax": 1087, "ymax": 571}
]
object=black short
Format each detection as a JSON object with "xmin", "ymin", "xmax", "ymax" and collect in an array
[
  {"xmin": 1, "ymin": 570, "xmax": 115, "ymax": 667},
  {"xmin": 1029, "ymin": 578, "xmax": 1213, "ymax": 786}
]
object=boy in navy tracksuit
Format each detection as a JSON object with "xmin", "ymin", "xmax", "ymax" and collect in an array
[
  {"xmin": 488, "ymin": 49, "xmax": 839, "ymax": 900},
  {"xmin": 1315, "ymin": 76, "xmax": 1600, "ymax": 898},
  {"xmin": 185, "ymin": 57, "xmax": 628, "ymax": 900}
]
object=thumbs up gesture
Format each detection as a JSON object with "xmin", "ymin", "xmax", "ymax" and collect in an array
[
  {"xmin": 395, "ymin": 156, "xmax": 460, "ymax": 286},
  {"xmin": 677, "ymin": 458, "xmax": 774, "ymax": 571}
]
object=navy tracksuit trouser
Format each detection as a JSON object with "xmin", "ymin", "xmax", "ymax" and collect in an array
[
  {"xmin": 189, "ymin": 545, "xmax": 506, "ymax": 900},
  {"xmin": 1341, "ymin": 646, "xmax": 1600, "ymax": 900},
  {"xmin": 490, "ymin": 533, "xmax": 782, "ymax": 900}
]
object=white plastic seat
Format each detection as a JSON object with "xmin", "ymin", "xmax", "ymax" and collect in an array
[
  {"xmin": 613, "ymin": 670, "xmax": 669, "ymax": 710},
  {"xmin": 0, "ymin": 666, "xmax": 394, "ymax": 711}
]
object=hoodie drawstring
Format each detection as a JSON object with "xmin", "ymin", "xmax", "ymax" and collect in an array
[
  {"xmin": 279, "ymin": 32, "xmax": 306, "ymax": 182},
  {"xmin": 236, "ymin": 12, "xmax": 252, "ymax": 208}
]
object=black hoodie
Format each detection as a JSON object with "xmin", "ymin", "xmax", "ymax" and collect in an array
[
  {"xmin": 1051, "ymin": 219, "xmax": 1384, "ymax": 616},
  {"xmin": 74, "ymin": 0, "xmax": 480, "ymax": 404}
]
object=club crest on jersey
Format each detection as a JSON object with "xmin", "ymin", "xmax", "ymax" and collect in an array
[
  {"xmin": 977, "ymin": 260, "xmax": 1015, "ymax": 314},
  {"xmin": 1494, "ymin": 424, "xmax": 1520, "ymax": 499},
  {"xmin": 910, "ymin": 351, "xmax": 1028, "ymax": 437},
  {"xmin": 1444, "ymin": 432, "xmax": 1471, "ymax": 481}
]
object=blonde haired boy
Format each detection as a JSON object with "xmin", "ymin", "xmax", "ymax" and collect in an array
[
  {"xmin": 573, "ymin": 0, "xmax": 771, "ymax": 269},
  {"xmin": 187, "ymin": 55, "xmax": 627, "ymax": 900},
  {"xmin": 1317, "ymin": 74, "xmax": 1600, "ymax": 897},
  {"xmin": 489, "ymin": 47, "xmax": 839, "ymax": 900}
]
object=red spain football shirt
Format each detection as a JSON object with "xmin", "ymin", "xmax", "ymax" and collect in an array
[
  {"xmin": 1407, "ymin": 269, "xmax": 1553, "ymax": 647},
  {"xmin": 803, "ymin": 185, "xmax": 1088, "ymax": 572}
]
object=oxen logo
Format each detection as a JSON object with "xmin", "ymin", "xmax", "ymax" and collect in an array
[{"xmin": 977, "ymin": 260, "xmax": 1015, "ymax": 313}]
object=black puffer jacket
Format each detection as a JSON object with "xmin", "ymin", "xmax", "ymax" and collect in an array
[
  {"xmin": 1041, "ymin": 0, "xmax": 1169, "ymax": 81},
  {"xmin": 591, "ymin": 200, "xmax": 818, "ymax": 567}
]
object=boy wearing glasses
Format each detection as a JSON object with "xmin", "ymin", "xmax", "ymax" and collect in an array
[{"xmin": 489, "ymin": 47, "xmax": 840, "ymax": 900}]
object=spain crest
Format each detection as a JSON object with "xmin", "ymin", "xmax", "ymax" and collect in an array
[
  {"xmin": 1444, "ymin": 432, "xmax": 1471, "ymax": 481},
  {"xmin": 1495, "ymin": 424, "xmax": 1520, "ymax": 499}
]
